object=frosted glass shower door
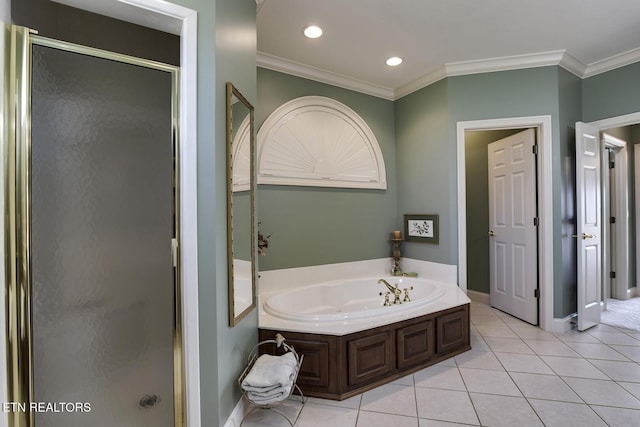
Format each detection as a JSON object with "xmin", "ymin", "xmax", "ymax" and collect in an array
[{"xmin": 30, "ymin": 41, "xmax": 178, "ymax": 427}]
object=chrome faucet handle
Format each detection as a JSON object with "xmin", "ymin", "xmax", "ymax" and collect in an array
[
  {"xmin": 379, "ymin": 291, "xmax": 392, "ymax": 306},
  {"xmin": 403, "ymin": 286, "xmax": 414, "ymax": 302}
]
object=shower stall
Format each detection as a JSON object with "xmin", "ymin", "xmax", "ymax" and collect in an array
[{"xmin": 4, "ymin": 25, "xmax": 183, "ymax": 426}]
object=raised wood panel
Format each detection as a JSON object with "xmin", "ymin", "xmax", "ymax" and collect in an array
[
  {"xmin": 347, "ymin": 331, "xmax": 393, "ymax": 386},
  {"xmin": 397, "ymin": 320, "xmax": 434, "ymax": 369},
  {"xmin": 259, "ymin": 304, "xmax": 470, "ymax": 400},
  {"xmin": 436, "ymin": 309, "xmax": 469, "ymax": 354},
  {"xmin": 293, "ymin": 340, "xmax": 330, "ymax": 387}
]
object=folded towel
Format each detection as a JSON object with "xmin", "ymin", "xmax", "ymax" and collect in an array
[
  {"xmin": 241, "ymin": 352, "xmax": 297, "ymax": 391},
  {"xmin": 246, "ymin": 383, "xmax": 292, "ymax": 405},
  {"xmin": 246, "ymin": 385, "xmax": 289, "ymax": 399},
  {"xmin": 241, "ymin": 383, "xmax": 282, "ymax": 394}
]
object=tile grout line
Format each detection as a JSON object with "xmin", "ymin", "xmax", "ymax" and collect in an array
[
  {"xmin": 477, "ymin": 303, "xmax": 640, "ymax": 426},
  {"xmin": 290, "ymin": 302, "xmax": 640, "ymax": 427},
  {"xmin": 455, "ymin": 356, "xmax": 482, "ymax": 426},
  {"xmin": 481, "ymin": 315, "xmax": 547, "ymax": 427}
]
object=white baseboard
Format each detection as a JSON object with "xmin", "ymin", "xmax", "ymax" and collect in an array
[
  {"xmin": 628, "ymin": 286, "xmax": 638, "ymax": 298},
  {"xmin": 548, "ymin": 313, "xmax": 577, "ymax": 334},
  {"xmin": 466, "ymin": 290, "xmax": 490, "ymax": 305},
  {"xmin": 224, "ymin": 397, "xmax": 248, "ymax": 427}
]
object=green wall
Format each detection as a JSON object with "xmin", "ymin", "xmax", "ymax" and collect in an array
[
  {"xmin": 256, "ymin": 68, "xmax": 397, "ymax": 271},
  {"xmin": 394, "ymin": 79, "xmax": 451, "ymax": 264},
  {"xmin": 583, "ymin": 62, "xmax": 640, "ymax": 122},
  {"xmin": 212, "ymin": 1, "xmax": 257, "ymax": 425},
  {"xmin": 261, "ymin": 65, "xmax": 593, "ymax": 319},
  {"xmin": 167, "ymin": 1, "xmax": 258, "ymax": 425},
  {"xmin": 452, "ymin": 67, "xmax": 582, "ymax": 318},
  {"xmin": 394, "ymin": 67, "xmax": 583, "ymax": 318}
]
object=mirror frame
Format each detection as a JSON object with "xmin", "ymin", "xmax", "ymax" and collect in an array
[{"xmin": 226, "ymin": 82, "xmax": 257, "ymax": 326}]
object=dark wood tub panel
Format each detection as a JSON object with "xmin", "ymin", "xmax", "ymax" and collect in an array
[{"xmin": 259, "ymin": 303, "xmax": 470, "ymax": 400}]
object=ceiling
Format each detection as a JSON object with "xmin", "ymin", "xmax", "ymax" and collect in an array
[{"xmin": 257, "ymin": 0, "xmax": 640, "ymax": 100}]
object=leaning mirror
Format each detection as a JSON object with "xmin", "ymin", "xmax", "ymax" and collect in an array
[{"xmin": 226, "ymin": 82, "xmax": 256, "ymax": 326}]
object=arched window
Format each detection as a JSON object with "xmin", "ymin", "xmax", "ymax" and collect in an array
[{"xmin": 257, "ymin": 96, "xmax": 387, "ymax": 189}]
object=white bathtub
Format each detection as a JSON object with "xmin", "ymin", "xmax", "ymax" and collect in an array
[
  {"xmin": 264, "ymin": 277, "xmax": 445, "ymax": 322},
  {"xmin": 260, "ymin": 274, "xmax": 470, "ymax": 335}
]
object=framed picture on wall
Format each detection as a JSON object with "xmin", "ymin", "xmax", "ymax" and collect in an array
[{"xmin": 404, "ymin": 214, "xmax": 439, "ymax": 244}]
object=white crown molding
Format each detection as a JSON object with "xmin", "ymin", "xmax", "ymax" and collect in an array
[
  {"xmin": 260, "ymin": 48, "xmax": 640, "ymax": 101},
  {"xmin": 558, "ymin": 51, "xmax": 588, "ymax": 77},
  {"xmin": 446, "ymin": 50, "xmax": 568, "ymax": 76},
  {"xmin": 257, "ymin": 52, "xmax": 395, "ymax": 100},
  {"xmin": 583, "ymin": 46, "xmax": 640, "ymax": 78},
  {"xmin": 393, "ymin": 66, "xmax": 447, "ymax": 100},
  {"xmin": 394, "ymin": 50, "xmax": 588, "ymax": 100}
]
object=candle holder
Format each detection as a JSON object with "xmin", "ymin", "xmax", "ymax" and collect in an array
[{"xmin": 391, "ymin": 237, "xmax": 403, "ymax": 276}]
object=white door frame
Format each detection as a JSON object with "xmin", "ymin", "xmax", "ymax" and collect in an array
[
  {"xmin": 47, "ymin": 1, "xmax": 201, "ymax": 425},
  {"xmin": 601, "ymin": 133, "xmax": 630, "ymax": 300},
  {"xmin": 590, "ymin": 112, "xmax": 640, "ymax": 299},
  {"xmin": 457, "ymin": 116, "xmax": 554, "ymax": 332}
]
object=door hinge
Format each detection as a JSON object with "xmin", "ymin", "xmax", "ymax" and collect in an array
[
  {"xmin": 610, "ymin": 160, "xmax": 615, "ymax": 169},
  {"xmin": 534, "ymin": 289, "xmax": 540, "ymax": 298},
  {"xmin": 533, "ymin": 217, "xmax": 539, "ymax": 226},
  {"xmin": 171, "ymin": 238, "xmax": 179, "ymax": 267},
  {"xmin": 532, "ymin": 144, "xmax": 539, "ymax": 155},
  {"xmin": 610, "ymin": 271, "xmax": 616, "ymax": 279},
  {"xmin": 611, "ymin": 216, "xmax": 616, "ymax": 224}
]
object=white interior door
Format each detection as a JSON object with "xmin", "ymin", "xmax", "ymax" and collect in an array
[
  {"xmin": 576, "ymin": 122, "xmax": 602, "ymax": 331},
  {"xmin": 488, "ymin": 129, "xmax": 538, "ymax": 324}
]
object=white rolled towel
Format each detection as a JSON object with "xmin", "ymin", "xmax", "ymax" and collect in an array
[{"xmin": 241, "ymin": 352, "xmax": 297, "ymax": 392}]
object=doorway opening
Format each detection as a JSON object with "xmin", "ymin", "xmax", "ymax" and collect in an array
[
  {"xmin": 465, "ymin": 128, "xmax": 539, "ymax": 325},
  {"xmin": 578, "ymin": 113, "xmax": 640, "ymax": 331},
  {"xmin": 457, "ymin": 116, "xmax": 554, "ymax": 332},
  {"xmin": 602, "ymin": 133, "xmax": 630, "ymax": 302}
]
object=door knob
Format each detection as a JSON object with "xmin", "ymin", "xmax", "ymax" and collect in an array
[
  {"xmin": 571, "ymin": 233, "xmax": 596, "ymax": 239},
  {"xmin": 488, "ymin": 230, "xmax": 495, "ymax": 237}
]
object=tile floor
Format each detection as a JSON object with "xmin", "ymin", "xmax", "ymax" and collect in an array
[{"xmin": 242, "ymin": 302, "xmax": 640, "ymax": 426}]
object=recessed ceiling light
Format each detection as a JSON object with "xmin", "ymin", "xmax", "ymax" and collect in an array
[
  {"xmin": 386, "ymin": 56, "xmax": 403, "ymax": 66},
  {"xmin": 303, "ymin": 25, "xmax": 323, "ymax": 39}
]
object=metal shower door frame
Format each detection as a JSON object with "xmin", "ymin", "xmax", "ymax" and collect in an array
[{"xmin": 3, "ymin": 24, "xmax": 184, "ymax": 427}]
